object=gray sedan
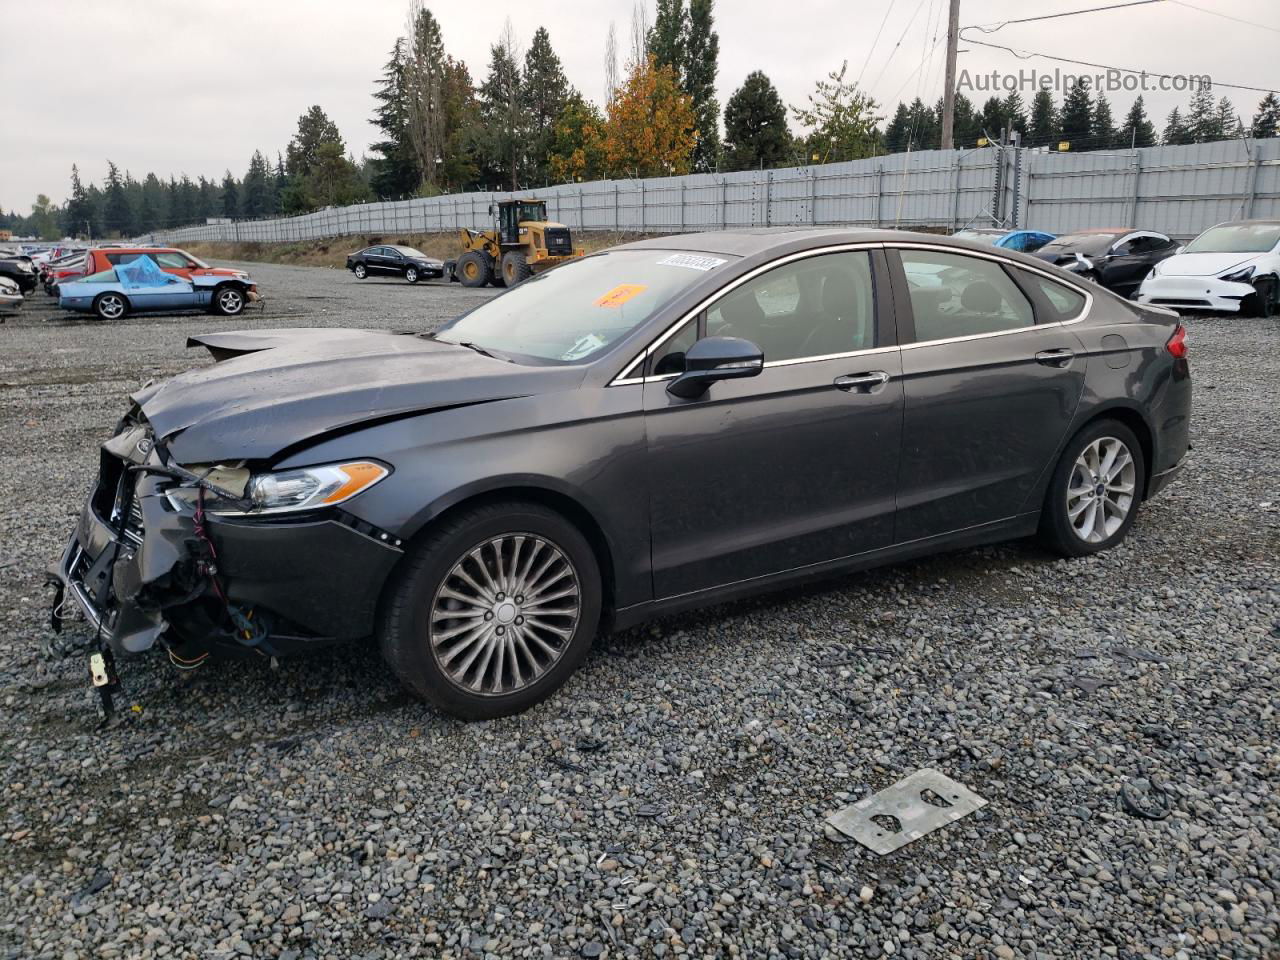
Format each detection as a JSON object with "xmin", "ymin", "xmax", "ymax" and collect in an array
[{"xmin": 51, "ymin": 229, "xmax": 1191, "ymax": 720}]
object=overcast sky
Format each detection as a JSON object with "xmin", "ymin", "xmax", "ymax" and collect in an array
[{"xmin": 4, "ymin": 0, "xmax": 1278, "ymax": 212}]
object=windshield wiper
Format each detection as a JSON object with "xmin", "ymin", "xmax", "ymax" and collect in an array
[{"xmin": 455, "ymin": 340, "xmax": 516, "ymax": 363}]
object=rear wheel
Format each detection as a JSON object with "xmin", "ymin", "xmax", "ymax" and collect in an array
[
  {"xmin": 501, "ymin": 251, "xmax": 534, "ymax": 287},
  {"xmin": 379, "ymin": 501, "xmax": 601, "ymax": 720},
  {"xmin": 405, "ymin": 266, "xmax": 420, "ymax": 284},
  {"xmin": 457, "ymin": 251, "xmax": 493, "ymax": 288},
  {"xmin": 93, "ymin": 292, "xmax": 128, "ymax": 321},
  {"xmin": 1040, "ymin": 419, "xmax": 1145, "ymax": 557},
  {"xmin": 212, "ymin": 285, "xmax": 246, "ymax": 316},
  {"xmin": 353, "ymin": 263, "xmax": 368, "ymax": 279}
]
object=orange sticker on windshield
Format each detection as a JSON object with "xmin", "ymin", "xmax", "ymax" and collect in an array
[{"xmin": 594, "ymin": 283, "xmax": 647, "ymax": 308}]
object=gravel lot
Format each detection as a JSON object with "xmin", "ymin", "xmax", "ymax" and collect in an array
[{"xmin": 1, "ymin": 260, "xmax": 1277, "ymax": 960}]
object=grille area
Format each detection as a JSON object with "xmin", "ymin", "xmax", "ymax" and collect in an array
[{"xmin": 544, "ymin": 227, "xmax": 572, "ymax": 254}]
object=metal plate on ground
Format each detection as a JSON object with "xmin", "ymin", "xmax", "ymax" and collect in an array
[{"xmin": 826, "ymin": 768, "xmax": 987, "ymax": 855}]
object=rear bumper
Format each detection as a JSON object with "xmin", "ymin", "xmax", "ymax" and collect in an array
[
  {"xmin": 1147, "ymin": 449, "xmax": 1189, "ymax": 499},
  {"xmin": 1136, "ymin": 275, "xmax": 1253, "ymax": 312}
]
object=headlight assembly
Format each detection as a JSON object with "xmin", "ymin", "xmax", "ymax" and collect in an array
[
  {"xmin": 1220, "ymin": 265, "xmax": 1256, "ymax": 284},
  {"xmin": 169, "ymin": 460, "xmax": 389, "ymax": 516}
]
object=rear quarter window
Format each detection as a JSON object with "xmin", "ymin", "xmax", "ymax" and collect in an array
[{"xmin": 1022, "ymin": 271, "xmax": 1087, "ymax": 322}]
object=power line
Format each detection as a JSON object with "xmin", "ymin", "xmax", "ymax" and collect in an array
[
  {"xmin": 1169, "ymin": 0, "xmax": 1280, "ymax": 35},
  {"xmin": 968, "ymin": 0, "xmax": 1167, "ymax": 33},
  {"xmin": 959, "ymin": 35, "xmax": 1280, "ymax": 96},
  {"xmin": 867, "ymin": 0, "xmax": 932, "ymax": 97},
  {"xmin": 855, "ymin": 0, "xmax": 898, "ymax": 90}
]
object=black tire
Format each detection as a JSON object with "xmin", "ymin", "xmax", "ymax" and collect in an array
[
  {"xmin": 1244, "ymin": 277, "xmax": 1275, "ymax": 318},
  {"xmin": 1039, "ymin": 418, "xmax": 1146, "ymax": 558},
  {"xmin": 379, "ymin": 500, "xmax": 602, "ymax": 720},
  {"xmin": 92, "ymin": 291, "xmax": 129, "ymax": 321},
  {"xmin": 501, "ymin": 251, "xmax": 534, "ymax": 287},
  {"xmin": 212, "ymin": 284, "xmax": 246, "ymax": 316},
  {"xmin": 405, "ymin": 266, "xmax": 420, "ymax": 284},
  {"xmin": 457, "ymin": 251, "xmax": 493, "ymax": 288},
  {"xmin": 353, "ymin": 263, "xmax": 368, "ymax": 280}
]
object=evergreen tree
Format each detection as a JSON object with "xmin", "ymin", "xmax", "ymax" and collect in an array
[
  {"xmin": 548, "ymin": 93, "xmax": 606, "ymax": 182},
  {"xmin": 1253, "ymin": 93, "xmax": 1280, "ymax": 139},
  {"xmin": 440, "ymin": 57, "xmax": 480, "ymax": 191},
  {"xmin": 685, "ymin": 0, "xmax": 720, "ymax": 172},
  {"xmin": 723, "ymin": 70, "xmax": 791, "ymax": 170},
  {"xmin": 1092, "ymin": 93, "xmax": 1116, "ymax": 150},
  {"xmin": 370, "ymin": 38, "xmax": 421, "ymax": 198},
  {"xmin": 1058, "ymin": 80, "xmax": 1094, "ymax": 147},
  {"xmin": 792, "ymin": 61, "xmax": 881, "ymax": 163},
  {"xmin": 476, "ymin": 24, "xmax": 524, "ymax": 189},
  {"xmin": 1162, "ymin": 106, "xmax": 1191, "ymax": 145},
  {"xmin": 521, "ymin": 27, "xmax": 572, "ymax": 185},
  {"xmin": 274, "ymin": 155, "xmax": 288, "ymax": 213},
  {"xmin": 220, "ymin": 172, "xmax": 240, "ymax": 218},
  {"xmin": 938, "ymin": 92, "xmax": 980, "ymax": 149},
  {"xmin": 103, "ymin": 161, "xmax": 132, "ymax": 236},
  {"xmin": 1001, "ymin": 90, "xmax": 1027, "ymax": 137},
  {"xmin": 977, "ymin": 96, "xmax": 1005, "ymax": 140},
  {"xmin": 1185, "ymin": 86, "xmax": 1217, "ymax": 142},
  {"xmin": 242, "ymin": 151, "xmax": 272, "ymax": 217},
  {"xmin": 286, "ymin": 106, "xmax": 343, "ymax": 180},
  {"xmin": 197, "ymin": 176, "xmax": 219, "ymax": 221},
  {"xmin": 1120, "ymin": 96, "xmax": 1157, "ymax": 148},
  {"xmin": 1029, "ymin": 90, "xmax": 1056, "ymax": 147},
  {"xmin": 63, "ymin": 165, "xmax": 93, "ymax": 238},
  {"xmin": 402, "ymin": 5, "xmax": 452, "ymax": 193},
  {"xmin": 883, "ymin": 102, "xmax": 911, "ymax": 154},
  {"xmin": 138, "ymin": 173, "xmax": 167, "ymax": 232},
  {"xmin": 1214, "ymin": 96, "xmax": 1239, "ymax": 138},
  {"xmin": 647, "ymin": 0, "xmax": 686, "ymax": 72}
]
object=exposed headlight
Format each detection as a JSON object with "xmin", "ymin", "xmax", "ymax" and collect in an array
[
  {"xmin": 1220, "ymin": 265, "xmax": 1255, "ymax": 284},
  {"xmin": 169, "ymin": 460, "xmax": 388, "ymax": 516}
]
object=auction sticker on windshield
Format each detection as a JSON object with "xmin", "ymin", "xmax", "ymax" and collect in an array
[
  {"xmin": 595, "ymin": 284, "xmax": 648, "ymax": 308},
  {"xmin": 657, "ymin": 253, "xmax": 727, "ymax": 271}
]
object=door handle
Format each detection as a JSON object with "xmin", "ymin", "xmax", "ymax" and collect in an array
[
  {"xmin": 834, "ymin": 371, "xmax": 890, "ymax": 392},
  {"xmin": 1035, "ymin": 348, "xmax": 1074, "ymax": 368}
]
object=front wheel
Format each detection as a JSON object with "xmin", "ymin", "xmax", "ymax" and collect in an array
[
  {"xmin": 1040, "ymin": 419, "xmax": 1145, "ymax": 557},
  {"xmin": 501, "ymin": 251, "xmax": 533, "ymax": 287},
  {"xmin": 353, "ymin": 263, "xmax": 368, "ymax": 279},
  {"xmin": 456, "ymin": 251, "xmax": 492, "ymax": 288},
  {"xmin": 93, "ymin": 292, "xmax": 128, "ymax": 321},
  {"xmin": 379, "ymin": 501, "xmax": 602, "ymax": 720},
  {"xmin": 1244, "ymin": 277, "xmax": 1275, "ymax": 318},
  {"xmin": 212, "ymin": 285, "xmax": 246, "ymax": 316},
  {"xmin": 405, "ymin": 266, "xmax": 420, "ymax": 283}
]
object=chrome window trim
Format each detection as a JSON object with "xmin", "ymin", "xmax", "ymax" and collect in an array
[
  {"xmin": 889, "ymin": 242, "xmax": 1093, "ymax": 350},
  {"xmin": 610, "ymin": 242, "xmax": 885, "ymax": 386}
]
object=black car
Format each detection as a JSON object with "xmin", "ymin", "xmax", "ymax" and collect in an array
[
  {"xmin": 0, "ymin": 253, "xmax": 38, "ymax": 293},
  {"xmin": 1034, "ymin": 229, "xmax": 1180, "ymax": 297},
  {"xmin": 346, "ymin": 244, "xmax": 445, "ymax": 283},
  {"xmin": 51, "ymin": 229, "xmax": 1191, "ymax": 720}
]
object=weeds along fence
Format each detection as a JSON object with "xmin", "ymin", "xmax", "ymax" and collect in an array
[{"xmin": 144, "ymin": 136, "xmax": 1280, "ymax": 247}]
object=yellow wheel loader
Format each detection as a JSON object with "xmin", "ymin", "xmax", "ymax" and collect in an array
[{"xmin": 449, "ymin": 199, "xmax": 585, "ymax": 288}]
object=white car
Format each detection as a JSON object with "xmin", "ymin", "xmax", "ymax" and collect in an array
[
  {"xmin": 1136, "ymin": 219, "xmax": 1280, "ymax": 316},
  {"xmin": 0, "ymin": 276, "xmax": 23, "ymax": 311}
]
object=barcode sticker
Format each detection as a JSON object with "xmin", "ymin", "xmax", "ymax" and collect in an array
[{"xmin": 657, "ymin": 253, "xmax": 728, "ymax": 271}]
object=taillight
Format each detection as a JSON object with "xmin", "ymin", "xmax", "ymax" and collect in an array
[{"xmin": 1166, "ymin": 324, "xmax": 1187, "ymax": 359}]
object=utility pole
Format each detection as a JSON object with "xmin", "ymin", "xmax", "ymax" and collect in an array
[{"xmin": 940, "ymin": 0, "xmax": 961, "ymax": 150}]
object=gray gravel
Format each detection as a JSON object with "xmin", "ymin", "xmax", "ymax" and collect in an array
[{"xmin": 1, "ymin": 261, "xmax": 1277, "ymax": 959}]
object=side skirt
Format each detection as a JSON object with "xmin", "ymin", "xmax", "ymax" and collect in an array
[{"xmin": 610, "ymin": 512, "xmax": 1041, "ymax": 632}]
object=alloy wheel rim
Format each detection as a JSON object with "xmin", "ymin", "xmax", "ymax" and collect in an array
[
  {"xmin": 355, "ymin": 265, "xmax": 366, "ymax": 277},
  {"xmin": 406, "ymin": 268, "xmax": 417, "ymax": 281},
  {"xmin": 100, "ymin": 296, "xmax": 123, "ymax": 318},
  {"xmin": 429, "ymin": 533, "xmax": 581, "ymax": 697},
  {"xmin": 1067, "ymin": 436, "xmax": 1136, "ymax": 543},
  {"xmin": 219, "ymin": 290, "xmax": 242, "ymax": 312}
]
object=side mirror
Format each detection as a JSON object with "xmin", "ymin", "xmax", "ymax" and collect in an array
[{"xmin": 667, "ymin": 336, "xmax": 764, "ymax": 399}]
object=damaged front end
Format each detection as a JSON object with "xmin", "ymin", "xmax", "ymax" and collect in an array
[{"xmin": 49, "ymin": 412, "xmax": 404, "ymax": 712}]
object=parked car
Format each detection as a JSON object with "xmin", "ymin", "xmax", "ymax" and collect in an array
[
  {"xmin": 57, "ymin": 255, "xmax": 256, "ymax": 320},
  {"xmin": 346, "ymin": 245, "xmax": 446, "ymax": 283},
  {"xmin": 0, "ymin": 252, "xmax": 38, "ymax": 293},
  {"xmin": 82, "ymin": 247, "xmax": 251, "ymax": 285},
  {"xmin": 952, "ymin": 228, "xmax": 1056, "ymax": 253},
  {"xmin": 43, "ymin": 254, "xmax": 89, "ymax": 294},
  {"xmin": 1136, "ymin": 219, "xmax": 1280, "ymax": 316},
  {"xmin": 0, "ymin": 276, "xmax": 23, "ymax": 311},
  {"xmin": 51, "ymin": 229, "xmax": 1191, "ymax": 720},
  {"xmin": 1032, "ymin": 229, "xmax": 1179, "ymax": 297}
]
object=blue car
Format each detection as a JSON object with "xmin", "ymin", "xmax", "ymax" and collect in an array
[
  {"xmin": 952, "ymin": 228, "xmax": 1056, "ymax": 253},
  {"xmin": 58, "ymin": 255, "xmax": 254, "ymax": 321}
]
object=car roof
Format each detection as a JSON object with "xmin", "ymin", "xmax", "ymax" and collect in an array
[{"xmin": 616, "ymin": 228, "xmax": 968, "ymax": 257}]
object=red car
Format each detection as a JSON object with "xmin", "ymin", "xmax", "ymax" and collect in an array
[{"xmin": 51, "ymin": 247, "xmax": 258, "ymax": 300}]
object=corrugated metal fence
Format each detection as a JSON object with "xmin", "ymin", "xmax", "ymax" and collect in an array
[{"xmin": 144, "ymin": 136, "xmax": 1280, "ymax": 246}]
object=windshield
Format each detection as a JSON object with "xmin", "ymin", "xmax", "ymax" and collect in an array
[
  {"xmin": 392, "ymin": 246, "xmax": 429, "ymax": 258},
  {"xmin": 953, "ymin": 230, "xmax": 1001, "ymax": 245},
  {"xmin": 1038, "ymin": 233, "xmax": 1117, "ymax": 256},
  {"xmin": 434, "ymin": 249, "xmax": 734, "ymax": 363},
  {"xmin": 1184, "ymin": 223, "xmax": 1280, "ymax": 254},
  {"xmin": 173, "ymin": 249, "xmax": 209, "ymax": 268}
]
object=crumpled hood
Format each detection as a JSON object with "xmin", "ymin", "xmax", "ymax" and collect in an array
[
  {"xmin": 135, "ymin": 327, "xmax": 581, "ymax": 463},
  {"xmin": 1154, "ymin": 252, "xmax": 1257, "ymax": 277}
]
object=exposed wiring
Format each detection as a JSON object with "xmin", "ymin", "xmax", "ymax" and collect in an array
[
  {"xmin": 968, "ymin": 0, "xmax": 1167, "ymax": 33},
  {"xmin": 959, "ymin": 34, "xmax": 1280, "ymax": 96}
]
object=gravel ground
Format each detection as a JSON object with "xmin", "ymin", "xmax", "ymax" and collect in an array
[{"xmin": 1, "ymin": 261, "xmax": 1277, "ymax": 960}]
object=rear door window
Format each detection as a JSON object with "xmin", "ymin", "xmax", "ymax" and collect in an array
[
  {"xmin": 152, "ymin": 252, "xmax": 190, "ymax": 268},
  {"xmin": 897, "ymin": 249, "xmax": 1034, "ymax": 343},
  {"xmin": 1021, "ymin": 272, "xmax": 1087, "ymax": 322}
]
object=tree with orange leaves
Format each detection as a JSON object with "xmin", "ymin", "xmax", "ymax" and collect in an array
[{"xmin": 600, "ymin": 55, "xmax": 697, "ymax": 179}]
